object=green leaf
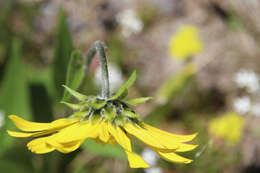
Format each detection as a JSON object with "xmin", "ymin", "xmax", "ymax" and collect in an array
[
  {"xmin": 109, "ymin": 70, "xmax": 136, "ymax": 100},
  {"xmin": 62, "ymin": 85, "xmax": 87, "ymax": 101},
  {"xmin": 0, "ymin": 39, "xmax": 32, "ymax": 155},
  {"xmin": 155, "ymin": 63, "xmax": 196, "ymax": 104},
  {"xmin": 62, "ymin": 50, "xmax": 85, "ymax": 102},
  {"xmin": 126, "ymin": 97, "xmax": 152, "ymax": 105},
  {"xmin": 82, "ymin": 139, "xmax": 125, "ymax": 158},
  {"xmin": 53, "ymin": 9, "xmax": 74, "ymax": 99}
]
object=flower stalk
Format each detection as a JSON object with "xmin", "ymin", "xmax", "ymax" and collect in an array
[{"xmin": 85, "ymin": 41, "xmax": 110, "ymax": 98}]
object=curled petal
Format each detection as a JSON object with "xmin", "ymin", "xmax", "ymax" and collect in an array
[{"xmin": 27, "ymin": 137, "xmax": 55, "ymax": 154}]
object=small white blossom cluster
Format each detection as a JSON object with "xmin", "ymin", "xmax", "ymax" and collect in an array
[
  {"xmin": 233, "ymin": 69, "xmax": 259, "ymax": 93},
  {"xmin": 0, "ymin": 110, "xmax": 5, "ymax": 128},
  {"xmin": 233, "ymin": 96, "xmax": 260, "ymax": 117},
  {"xmin": 233, "ymin": 69, "xmax": 260, "ymax": 117},
  {"xmin": 141, "ymin": 148, "xmax": 162, "ymax": 173},
  {"xmin": 94, "ymin": 63, "xmax": 123, "ymax": 93},
  {"xmin": 116, "ymin": 9, "xmax": 143, "ymax": 37}
]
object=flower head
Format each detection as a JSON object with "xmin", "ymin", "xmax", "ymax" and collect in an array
[
  {"xmin": 8, "ymin": 71, "xmax": 197, "ymax": 168},
  {"xmin": 168, "ymin": 25, "xmax": 203, "ymax": 60},
  {"xmin": 208, "ymin": 112, "xmax": 245, "ymax": 145}
]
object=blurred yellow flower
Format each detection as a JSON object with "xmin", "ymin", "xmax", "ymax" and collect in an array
[
  {"xmin": 168, "ymin": 25, "xmax": 203, "ymax": 59},
  {"xmin": 209, "ymin": 112, "xmax": 245, "ymax": 145}
]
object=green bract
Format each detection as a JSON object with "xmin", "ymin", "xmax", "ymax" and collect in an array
[{"xmin": 62, "ymin": 71, "xmax": 151, "ymax": 126}]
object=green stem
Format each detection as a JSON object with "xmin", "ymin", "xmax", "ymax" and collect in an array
[{"xmin": 85, "ymin": 41, "xmax": 110, "ymax": 98}]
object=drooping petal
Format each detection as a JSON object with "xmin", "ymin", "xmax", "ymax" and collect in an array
[
  {"xmin": 154, "ymin": 148, "xmax": 192, "ymax": 164},
  {"xmin": 98, "ymin": 121, "xmax": 110, "ymax": 143},
  {"xmin": 124, "ymin": 123, "xmax": 177, "ymax": 150},
  {"xmin": 9, "ymin": 115, "xmax": 78, "ymax": 132},
  {"xmin": 27, "ymin": 137, "xmax": 55, "ymax": 154},
  {"xmin": 142, "ymin": 123, "xmax": 197, "ymax": 142},
  {"xmin": 54, "ymin": 121, "xmax": 100, "ymax": 143},
  {"xmin": 125, "ymin": 151, "xmax": 149, "ymax": 168},
  {"xmin": 175, "ymin": 144, "xmax": 198, "ymax": 152},
  {"xmin": 108, "ymin": 123, "xmax": 131, "ymax": 151},
  {"xmin": 55, "ymin": 140, "xmax": 84, "ymax": 153}
]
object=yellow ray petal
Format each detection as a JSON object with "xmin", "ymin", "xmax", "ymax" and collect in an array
[
  {"xmin": 56, "ymin": 140, "xmax": 84, "ymax": 153},
  {"xmin": 125, "ymin": 151, "xmax": 149, "ymax": 168},
  {"xmin": 175, "ymin": 144, "xmax": 198, "ymax": 152},
  {"xmin": 142, "ymin": 123, "xmax": 197, "ymax": 142},
  {"xmin": 54, "ymin": 121, "xmax": 100, "ymax": 143},
  {"xmin": 8, "ymin": 130, "xmax": 36, "ymax": 138},
  {"xmin": 108, "ymin": 123, "xmax": 131, "ymax": 151},
  {"xmin": 27, "ymin": 137, "xmax": 55, "ymax": 154},
  {"xmin": 124, "ymin": 123, "xmax": 173, "ymax": 150},
  {"xmin": 9, "ymin": 115, "xmax": 78, "ymax": 132},
  {"xmin": 155, "ymin": 149, "xmax": 192, "ymax": 164},
  {"xmin": 98, "ymin": 121, "xmax": 110, "ymax": 143}
]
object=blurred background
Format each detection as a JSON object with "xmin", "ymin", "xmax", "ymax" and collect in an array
[{"xmin": 0, "ymin": 0, "xmax": 260, "ymax": 173}]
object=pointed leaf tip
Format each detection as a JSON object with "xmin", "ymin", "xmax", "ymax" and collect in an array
[
  {"xmin": 109, "ymin": 70, "xmax": 137, "ymax": 100},
  {"xmin": 62, "ymin": 85, "xmax": 87, "ymax": 101}
]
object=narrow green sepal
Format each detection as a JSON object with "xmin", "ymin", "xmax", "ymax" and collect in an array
[
  {"xmin": 61, "ymin": 101, "xmax": 82, "ymax": 110},
  {"xmin": 109, "ymin": 70, "xmax": 136, "ymax": 100},
  {"xmin": 122, "ymin": 110, "xmax": 141, "ymax": 121},
  {"xmin": 102, "ymin": 105, "xmax": 117, "ymax": 121},
  {"xmin": 126, "ymin": 97, "xmax": 152, "ymax": 105},
  {"xmin": 62, "ymin": 85, "xmax": 87, "ymax": 101},
  {"xmin": 70, "ymin": 110, "xmax": 91, "ymax": 118},
  {"xmin": 87, "ymin": 99, "xmax": 107, "ymax": 109}
]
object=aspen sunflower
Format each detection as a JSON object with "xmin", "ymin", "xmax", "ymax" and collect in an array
[
  {"xmin": 8, "ymin": 71, "xmax": 197, "ymax": 168},
  {"xmin": 8, "ymin": 41, "xmax": 197, "ymax": 168}
]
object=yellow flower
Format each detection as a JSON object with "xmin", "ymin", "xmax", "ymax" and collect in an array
[
  {"xmin": 209, "ymin": 112, "xmax": 245, "ymax": 145},
  {"xmin": 168, "ymin": 25, "xmax": 203, "ymax": 59},
  {"xmin": 7, "ymin": 72, "xmax": 197, "ymax": 168}
]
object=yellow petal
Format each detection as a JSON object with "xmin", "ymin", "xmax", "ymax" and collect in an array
[
  {"xmin": 98, "ymin": 121, "xmax": 110, "ymax": 143},
  {"xmin": 27, "ymin": 137, "xmax": 55, "ymax": 154},
  {"xmin": 56, "ymin": 140, "xmax": 84, "ymax": 153},
  {"xmin": 175, "ymin": 144, "xmax": 198, "ymax": 152},
  {"xmin": 8, "ymin": 130, "xmax": 36, "ymax": 138},
  {"xmin": 9, "ymin": 115, "xmax": 78, "ymax": 132},
  {"xmin": 125, "ymin": 151, "xmax": 149, "ymax": 168},
  {"xmin": 124, "ymin": 123, "xmax": 171, "ymax": 150},
  {"xmin": 142, "ymin": 123, "xmax": 197, "ymax": 142},
  {"xmin": 54, "ymin": 121, "xmax": 100, "ymax": 143},
  {"xmin": 108, "ymin": 123, "xmax": 131, "ymax": 151},
  {"xmin": 155, "ymin": 149, "xmax": 192, "ymax": 163}
]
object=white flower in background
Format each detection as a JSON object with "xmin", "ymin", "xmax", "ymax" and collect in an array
[
  {"xmin": 0, "ymin": 110, "xmax": 5, "ymax": 128},
  {"xmin": 233, "ymin": 69, "xmax": 259, "ymax": 93},
  {"xmin": 94, "ymin": 63, "xmax": 123, "ymax": 93},
  {"xmin": 251, "ymin": 103, "xmax": 260, "ymax": 117},
  {"xmin": 233, "ymin": 96, "xmax": 251, "ymax": 114},
  {"xmin": 116, "ymin": 9, "xmax": 143, "ymax": 37},
  {"xmin": 141, "ymin": 148, "xmax": 159, "ymax": 167},
  {"xmin": 144, "ymin": 167, "xmax": 163, "ymax": 173}
]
